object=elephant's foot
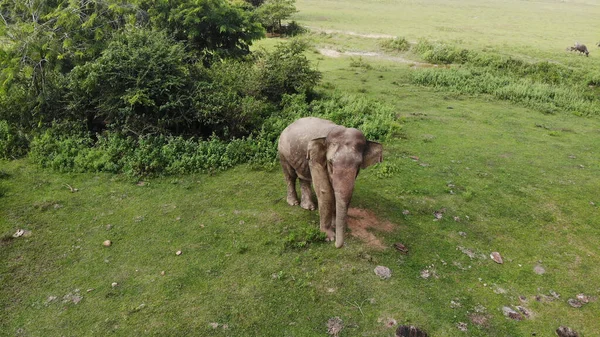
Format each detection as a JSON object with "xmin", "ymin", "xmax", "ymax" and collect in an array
[
  {"xmin": 322, "ymin": 229, "xmax": 335, "ymax": 242},
  {"xmin": 286, "ymin": 195, "xmax": 300, "ymax": 206},
  {"xmin": 301, "ymin": 199, "xmax": 316, "ymax": 211}
]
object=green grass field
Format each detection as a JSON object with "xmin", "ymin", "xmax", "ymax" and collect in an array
[{"xmin": 3, "ymin": 0, "xmax": 600, "ymax": 336}]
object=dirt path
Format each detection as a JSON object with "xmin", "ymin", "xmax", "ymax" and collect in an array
[
  {"xmin": 307, "ymin": 26, "xmax": 396, "ymax": 39},
  {"xmin": 317, "ymin": 48, "xmax": 435, "ymax": 67}
]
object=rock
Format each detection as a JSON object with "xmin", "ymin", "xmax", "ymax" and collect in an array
[
  {"xmin": 396, "ymin": 325, "xmax": 428, "ymax": 337},
  {"xmin": 209, "ymin": 322, "xmax": 219, "ymax": 329},
  {"xmin": 327, "ymin": 317, "xmax": 343, "ymax": 337},
  {"xmin": 13, "ymin": 229, "xmax": 32, "ymax": 238},
  {"xmin": 502, "ymin": 306, "xmax": 523, "ymax": 320},
  {"xmin": 533, "ymin": 264, "xmax": 546, "ymax": 275},
  {"xmin": 160, "ymin": 271, "xmax": 165, "ymax": 276},
  {"xmin": 556, "ymin": 326, "xmax": 579, "ymax": 337},
  {"xmin": 420, "ymin": 269, "xmax": 431, "ymax": 279},
  {"xmin": 176, "ymin": 250, "xmax": 182, "ymax": 256},
  {"xmin": 490, "ymin": 252, "xmax": 503, "ymax": 264},
  {"xmin": 456, "ymin": 322, "xmax": 467, "ymax": 331},
  {"xmin": 516, "ymin": 306, "xmax": 532, "ymax": 318},
  {"xmin": 374, "ymin": 266, "xmax": 392, "ymax": 280},
  {"xmin": 111, "ymin": 282, "xmax": 118, "ymax": 288},
  {"xmin": 567, "ymin": 298, "xmax": 582, "ymax": 308},
  {"xmin": 393, "ymin": 242, "xmax": 409, "ymax": 254},
  {"xmin": 103, "ymin": 240, "xmax": 112, "ymax": 247},
  {"xmin": 576, "ymin": 293, "xmax": 589, "ymax": 303},
  {"xmin": 402, "ymin": 210, "xmax": 410, "ymax": 215}
]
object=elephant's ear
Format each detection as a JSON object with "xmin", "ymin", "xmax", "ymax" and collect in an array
[
  {"xmin": 362, "ymin": 141, "xmax": 383, "ymax": 169},
  {"xmin": 307, "ymin": 138, "xmax": 327, "ymax": 165}
]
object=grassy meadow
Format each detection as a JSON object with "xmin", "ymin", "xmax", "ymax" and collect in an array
[{"xmin": 3, "ymin": 0, "xmax": 600, "ymax": 336}]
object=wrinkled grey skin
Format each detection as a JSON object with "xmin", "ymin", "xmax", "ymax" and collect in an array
[
  {"xmin": 568, "ymin": 42, "xmax": 589, "ymax": 56},
  {"xmin": 278, "ymin": 117, "xmax": 383, "ymax": 248}
]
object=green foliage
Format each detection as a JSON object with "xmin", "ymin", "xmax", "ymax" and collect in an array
[
  {"xmin": 379, "ymin": 37, "xmax": 411, "ymax": 52},
  {"xmin": 139, "ymin": 0, "xmax": 265, "ymax": 62},
  {"xmin": 255, "ymin": 39, "xmax": 322, "ymax": 102},
  {"xmin": 411, "ymin": 67, "xmax": 600, "ymax": 116},
  {"xmin": 349, "ymin": 57, "xmax": 373, "ymax": 70},
  {"xmin": 27, "ymin": 91, "xmax": 399, "ymax": 176},
  {"xmin": 67, "ymin": 29, "xmax": 195, "ymax": 135},
  {"xmin": 415, "ymin": 40, "xmax": 470, "ymax": 64},
  {"xmin": 256, "ymin": 0, "xmax": 297, "ymax": 33},
  {"xmin": 411, "ymin": 40, "xmax": 600, "ymax": 116},
  {"xmin": 283, "ymin": 224, "xmax": 327, "ymax": 249},
  {"xmin": 0, "ymin": 120, "xmax": 28, "ymax": 159}
]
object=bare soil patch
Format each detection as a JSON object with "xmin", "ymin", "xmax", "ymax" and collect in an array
[
  {"xmin": 317, "ymin": 48, "xmax": 434, "ymax": 67},
  {"xmin": 347, "ymin": 208, "xmax": 395, "ymax": 249}
]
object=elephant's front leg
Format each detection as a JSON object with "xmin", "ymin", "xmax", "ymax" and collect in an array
[{"xmin": 309, "ymin": 162, "xmax": 335, "ymax": 241}]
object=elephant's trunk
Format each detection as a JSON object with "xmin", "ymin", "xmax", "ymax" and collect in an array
[{"xmin": 332, "ymin": 169, "xmax": 357, "ymax": 248}]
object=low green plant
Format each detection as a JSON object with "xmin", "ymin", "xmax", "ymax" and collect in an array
[
  {"xmin": 349, "ymin": 57, "xmax": 373, "ymax": 70},
  {"xmin": 379, "ymin": 37, "xmax": 411, "ymax": 52}
]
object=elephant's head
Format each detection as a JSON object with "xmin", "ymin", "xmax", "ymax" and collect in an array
[{"xmin": 308, "ymin": 126, "xmax": 383, "ymax": 248}]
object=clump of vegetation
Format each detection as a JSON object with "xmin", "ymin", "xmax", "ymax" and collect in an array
[
  {"xmin": 349, "ymin": 57, "xmax": 373, "ymax": 70},
  {"xmin": 410, "ymin": 39, "xmax": 600, "ymax": 116},
  {"xmin": 379, "ymin": 37, "xmax": 411, "ymax": 52}
]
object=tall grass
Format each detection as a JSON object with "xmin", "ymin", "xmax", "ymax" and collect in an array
[{"xmin": 411, "ymin": 40, "xmax": 600, "ymax": 116}]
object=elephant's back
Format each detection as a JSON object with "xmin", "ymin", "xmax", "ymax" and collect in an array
[{"xmin": 278, "ymin": 117, "xmax": 337, "ymax": 176}]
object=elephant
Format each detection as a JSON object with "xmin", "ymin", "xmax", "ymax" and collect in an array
[
  {"xmin": 568, "ymin": 42, "xmax": 589, "ymax": 56},
  {"xmin": 278, "ymin": 117, "xmax": 383, "ymax": 248}
]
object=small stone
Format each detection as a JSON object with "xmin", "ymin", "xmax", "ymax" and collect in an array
[
  {"xmin": 556, "ymin": 326, "xmax": 580, "ymax": 337},
  {"xmin": 402, "ymin": 210, "xmax": 410, "ymax": 215},
  {"xmin": 111, "ymin": 282, "xmax": 118, "ymax": 288},
  {"xmin": 103, "ymin": 240, "xmax": 112, "ymax": 247},
  {"xmin": 106, "ymin": 224, "xmax": 112, "ymax": 230},
  {"xmin": 209, "ymin": 323, "xmax": 219, "ymax": 329},
  {"xmin": 396, "ymin": 325, "xmax": 429, "ymax": 337},
  {"xmin": 161, "ymin": 271, "xmax": 165, "ymax": 276},
  {"xmin": 176, "ymin": 217, "xmax": 181, "ymax": 221},
  {"xmin": 576, "ymin": 293, "xmax": 589, "ymax": 303},
  {"xmin": 374, "ymin": 266, "xmax": 392, "ymax": 280},
  {"xmin": 516, "ymin": 306, "xmax": 532, "ymax": 318},
  {"xmin": 458, "ymin": 231, "xmax": 467, "ymax": 238},
  {"xmin": 450, "ymin": 300, "xmax": 461, "ymax": 308},
  {"xmin": 490, "ymin": 252, "xmax": 503, "ymax": 264},
  {"xmin": 456, "ymin": 322, "xmax": 468, "ymax": 331},
  {"xmin": 533, "ymin": 264, "xmax": 545, "ymax": 275},
  {"xmin": 327, "ymin": 317, "xmax": 343, "ymax": 336},
  {"xmin": 393, "ymin": 242, "xmax": 409, "ymax": 254},
  {"xmin": 567, "ymin": 298, "xmax": 582, "ymax": 308},
  {"xmin": 86, "ymin": 288, "xmax": 94, "ymax": 293},
  {"xmin": 176, "ymin": 250, "xmax": 182, "ymax": 256},
  {"xmin": 46, "ymin": 296, "xmax": 57, "ymax": 303},
  {"xmin": 502, "ymin": 306, "xmax": 523, "ymax": 320},
  {"xmin": 420, "ymin": 269, "xmax": 431, "ymax": 279},
  {"xmin": 453, "ymin": 216, "xmax": 461, "ymax": 222}
]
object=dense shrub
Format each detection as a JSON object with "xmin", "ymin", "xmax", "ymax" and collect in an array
[
  {"xmin": 255, "ymin": 39, "xmax": 322, "ymax": 102},
  {"xmin": 28, "ymin": 92, "xmax": 399, "ymax": 177},
  {"xmin": 411, "ymin": 68, "xmax": 600, "ymax": 115},
  {"xmin": 0, "ymin": 120, "xmax": 29, "ymax": 159},
  {"xmin": 379, "ymin": 37, "xmax": 411, "ymax": 52},
  {"xmin": 68, "ymin": 29, "xmax": 196, "ymax": 135}
]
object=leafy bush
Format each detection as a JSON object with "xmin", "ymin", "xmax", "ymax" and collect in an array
[
  {"xmin": 379, "ymin": 37, "xmax": 411, "ymax": 52},
  {"xmin": 411, "ymin": 68, "xmax": 600, "ymax": 116},
  {"xmin": 255, "ymin": 39, "xmax": 322, "ymax": 102},
  {"xmin": 68, "ymin": 29, "xmax": 196, "ymax": 136},
  {"xmin": 0, "ymin": 120, "xmax": 29, "ymax": 159},
  {"xmin": 28, "ymin": 91, "xmax": 400, "ymax": 177},
  {"xmin": 349, "ymin": 57, "xmax": 373, "ymax": 70}
]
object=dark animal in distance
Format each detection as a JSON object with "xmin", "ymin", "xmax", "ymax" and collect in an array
[{"xmin": 567, "ymin": 42, "xmax": 589, "ymax": 56}]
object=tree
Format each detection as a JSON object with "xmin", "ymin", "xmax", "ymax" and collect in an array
[
  {"xmin": 137, "ymin": 0, "xmax": 264, "ymax": 64},
  {"xmin": 256, "ymin": 0, "xmax": 296, "ymax": 33}
]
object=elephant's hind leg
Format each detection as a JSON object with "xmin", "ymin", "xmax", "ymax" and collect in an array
[
  {"xmin": 280, "ymin": 156, "xmax": 300, "ymax": 206},
  {"xmin": 299, "ymin": 179, "xmax": 316, "ymax": 211}
]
